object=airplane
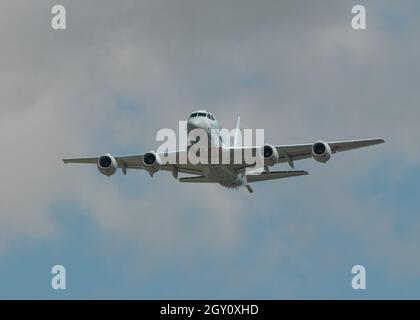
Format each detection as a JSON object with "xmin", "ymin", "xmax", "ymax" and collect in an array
[{"xmin": 63, "ymin": 110, "xmax": 384, "ymax": 193}]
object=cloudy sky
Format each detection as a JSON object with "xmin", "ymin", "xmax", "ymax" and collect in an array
[{"xmin": 0, "ymin": 0, "xmax": 419, "ymax": 299}]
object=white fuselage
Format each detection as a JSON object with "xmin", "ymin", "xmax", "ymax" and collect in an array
[{"xmin": 186, "ymin": 110, "xmax": 246, "ymax": 188}]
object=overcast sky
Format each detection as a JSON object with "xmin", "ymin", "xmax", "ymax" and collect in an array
[{"xmin": 0, "ymin": 0, "xmax": 419, "ymax": 299}]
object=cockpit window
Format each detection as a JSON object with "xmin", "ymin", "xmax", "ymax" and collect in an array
[
  {"xmin": 190, "ymin": 113, "xmax": 198, "ymax": 118},
  {"xmin": 210, "ymin": 114, "xmax": 215, "ymax": 120},
  {"xmin": 207, "ymin": 114, "xmax": 212, "ymax": 119},
  {"xmin": 198, "ymin": 112, "xmax": 206, "ymax": 117}
]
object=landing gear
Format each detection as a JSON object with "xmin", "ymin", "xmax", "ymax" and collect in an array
[{"xmin": 245, "ymin": 185, "xmax": 254, "ymax": 193}]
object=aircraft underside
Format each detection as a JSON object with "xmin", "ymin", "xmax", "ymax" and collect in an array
[{"xmin": 62, "ymin": 110, "xmax": 384, "ymax": 194}]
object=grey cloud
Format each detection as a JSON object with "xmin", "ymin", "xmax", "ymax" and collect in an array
[{"xmin": 0, "ymin": 0, "xmax": 419, "ymax": 294}]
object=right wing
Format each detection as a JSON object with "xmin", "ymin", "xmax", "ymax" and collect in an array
[
  {"xmin": 63, "ymin": 154, "xmax": 146, "ymax": 169},
  {"xmin": 63, "ymin": 152, "xmax": 203, "ymax": 175},
  {"xmin": 62, "ymin": 157, "xmax": 98, "ymax": 164}
]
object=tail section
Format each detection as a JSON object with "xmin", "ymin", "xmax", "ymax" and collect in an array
[
  {"xmin": 233, "ymin": 116, "xmax": 241, "ymax": 147},
  {"xmin": 178, "ymin": 176, "xmax": 214, "ymax": 183},
  {"xmin": 246, "ymin": 170, "xmax": 308, "ymax": 183}
]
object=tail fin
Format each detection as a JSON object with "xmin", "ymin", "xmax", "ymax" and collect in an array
[{"xmin": 233, "ymin": 116, "xmax": 241, "ymax": 147}]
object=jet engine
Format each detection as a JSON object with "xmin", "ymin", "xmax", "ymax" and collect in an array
[
  {"xmin": 312, "ymin": 141, "xmax": 332, "ymax": 163},
  {"xmin": 97, "ymin": 154, "xmax": 118, "ymax": 176},
  {"xmin": 143, "ymin": 152, "xmax": 161, "ymax": 175},
  {"xmin": 261, "ymin": 144, "xmax": 279, "ymax": 166}
]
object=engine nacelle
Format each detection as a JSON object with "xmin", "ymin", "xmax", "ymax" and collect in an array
[
  {"xmin": 261, "ymin": 144, "xmax": 279, "ymax": 166},
  {"xmin": 97, "ymin": 154, "xmax": 118, "ymax": 176},
  {"xmin": 142, "ymin": 151, "xmax": 161, "ymax": 175},
  {"xmin": 312, "ymin": 141, "xmax": 332, "ymax": 163}
]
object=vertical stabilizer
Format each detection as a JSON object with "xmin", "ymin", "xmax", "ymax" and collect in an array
[{"xmin": 233, "ymin": 116, "xmax": 241, "ymax": 147}]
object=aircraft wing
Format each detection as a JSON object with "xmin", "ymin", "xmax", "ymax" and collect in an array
[
  {"xmin": 274, "ymin": 138, "xmax": 384, "ymax": 165},
  {"xmin": 63, "ymin": 139, "xmax": 384, "ymax": 174},
  {"xmin": 62, "ymin": 157, "xmax": 98, "ymax": 164},
  {"xmin": 63, "ymin": 154, "xmax": 145, "ymax": 168},
  {"xmin": 228, "ymin": 138, "xmax": 384, "ymax": 169},
  {"xmin": 63, "ymin": 152, "xmax": 203, "ymax": 175}
]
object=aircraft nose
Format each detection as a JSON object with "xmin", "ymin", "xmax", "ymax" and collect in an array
[{"xmin": 187, "ymin": 117, "xmax": 206, "ymax": 132}]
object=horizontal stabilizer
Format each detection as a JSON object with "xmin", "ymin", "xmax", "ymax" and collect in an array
[
  {"xmin": 247, "ymin": 170, "xmax": 308, "ymax": 183},
  {"xmin": 178, "ymin": 176, "xmax": 214, "ymax": 183}
]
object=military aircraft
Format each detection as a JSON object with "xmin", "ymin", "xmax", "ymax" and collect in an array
[{"xmin": 63, "ymin": 110, "xmax": 384, "ymax": 193}]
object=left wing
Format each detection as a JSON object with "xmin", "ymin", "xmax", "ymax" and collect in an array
[
  {"xmin": 227, "ymin": 138, "xmax": 384, "ymax": 169},
  {"xmin": 274, "ymin": 138, "xmax": 385, "ymax": 165}
]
